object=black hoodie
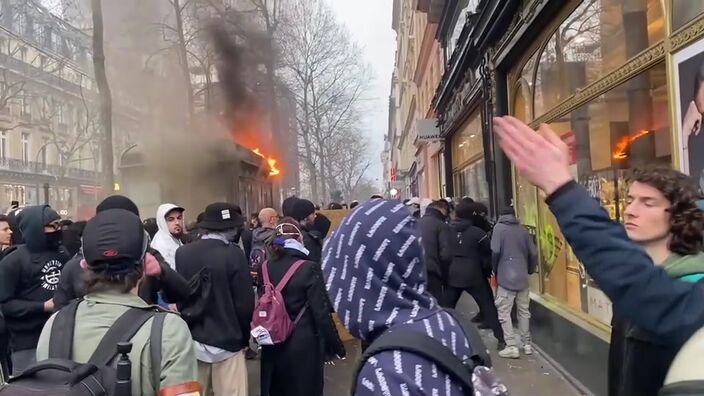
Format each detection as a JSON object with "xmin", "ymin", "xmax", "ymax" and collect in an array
[{"xmin": 0, "ymin": 205, "xmax": 69, "ymax": 351}]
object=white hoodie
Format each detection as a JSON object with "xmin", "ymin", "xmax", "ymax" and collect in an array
[{"xmin": 150, "ymin": 203, "xmax": 183, "ymax": 269}]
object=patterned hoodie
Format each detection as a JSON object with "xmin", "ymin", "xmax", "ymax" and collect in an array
[{"xmin": 322, "ymin": 200, "xmax": 475, "ymax": 395}]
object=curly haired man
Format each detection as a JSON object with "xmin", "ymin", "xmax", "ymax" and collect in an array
[{"xmin": 608, "ymin": 167, "xmax": 704, "ymax": 396}]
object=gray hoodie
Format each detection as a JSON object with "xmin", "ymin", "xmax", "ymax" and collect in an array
[{"xmin": 491, "ymin": 214, "xmax": 537, "ymax": 291}]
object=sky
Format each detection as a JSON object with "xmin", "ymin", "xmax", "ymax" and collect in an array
[{"xmin": 327, "ymin": 0, "xmax": 396, "ymax": 184}]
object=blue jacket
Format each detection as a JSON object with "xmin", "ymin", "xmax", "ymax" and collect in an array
[{"xmin": 547, "ymin": 181, "xmax": 704, "ymax": 347}]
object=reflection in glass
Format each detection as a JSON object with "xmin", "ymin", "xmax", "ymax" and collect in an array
[
  {"xmin": 534, "ymin": 0, "xmax": 664, "ymax": 118},
  {"xmin": 673, "ymin": 0, "xmax": 704, "ymax": 31}
]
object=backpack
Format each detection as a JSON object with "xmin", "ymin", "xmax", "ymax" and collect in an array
[
  {"xmin": 250, "ymin": 246, "xmax": 268, "ymax": 274},
  {"xmin": 0, "ymin": 299, "xmax": 167, "ymax": 396},
  {"xmin": 250, "ymin": 260, "xmax": 307, "ymax": 345},
  {"xmin": 351, "ymin": 309, "xmax": 505, "ymax": 395}
]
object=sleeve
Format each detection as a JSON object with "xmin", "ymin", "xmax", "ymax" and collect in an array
[
  {"xmin": 35, "ymin": 312, "xmax": 58, "ymax": 361},
  {"xmin": 0, "ymin": 253, "xmax": 44, "ymax": 317},
  {"xmin": 229, "ymin": 248, "xmax": 254, "ymax": 345},
  {"xmin": 242, "ymin": 229, "xmax": 253, "ymax": 263},
  {"xmin": 305, "ymin": 263, "xmax": 345, "ymax": 358},
  {"xmin": 547, "ymin": 181, "xmax": 704, "ymax": 345},
  {"xmin": 437, "ymin": 223, "xmax": 453, "ymax": 266},
  {"xmin": 158, "ymin": 260, "xmax": 191, "ymax": 304},
  {"xmin": 54, "ymin": 257, "xmax": 80, "ymax": 310},
  {"xmin": 157, "ymin": 314, "xmax": 198, "ymax": 388}
]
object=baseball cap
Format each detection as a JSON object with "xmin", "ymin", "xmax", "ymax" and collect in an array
[{"xmin": 82, "ymin": 209, "xmax": 148, "ymax": 275}]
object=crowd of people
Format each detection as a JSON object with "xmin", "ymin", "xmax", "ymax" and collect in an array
[{"xmin": 0, "ymin": 117, "xmax": 700, "ymax": 395}]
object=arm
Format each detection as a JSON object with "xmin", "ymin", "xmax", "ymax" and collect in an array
[
  {"xmin": 305, "ymin": 263, "xmax": 345, "ymax": 358},
  {"xmin": 156, "ymin": 314, "xmax": 199, "ymax": 390},
  {"xmin": 0, "ymin": 253, "xmax": 45, "ymax": 317},
  {"xmin": 437, "ymin": 223, "xmax": 453, "ymax": 265},
  {"xmin": 157, "ymin": 258, "xmax": 191, "ymax": 304},
  {"xmin": 54, "ymin": 256, "xmax": 81, "ymax": 310},
  {"xmin": 230, "ymin": 248, "xmax": 254, "ymax": 346},
  {"xmin": 548, "ymin": 181, "xmax": 704, "ymax": 345}
]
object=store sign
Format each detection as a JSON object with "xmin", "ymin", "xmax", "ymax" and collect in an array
[{"xmin": 416, "ymin": 119, "xmax": 443, "ymax": 142}]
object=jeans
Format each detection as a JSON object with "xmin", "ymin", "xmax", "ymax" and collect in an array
[{"xmin": 495, "ymin": 286, "xmax": 531, "ymax": 347}]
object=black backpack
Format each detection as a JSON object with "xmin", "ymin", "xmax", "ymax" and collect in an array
[
  {"xmin": 351, "ymin": 310, "xmax": 493, "ymax": 395},
  {"xmin": 0, "ymin": 299, "xmax": 167, "ymax": 396}
]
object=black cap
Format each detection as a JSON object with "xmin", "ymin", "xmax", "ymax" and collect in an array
[
  {"xmin": 291, "ymin": 199, "xmax": 315, "ymax": 222},
  {"xmin": 198, "ymin": 202, "xmax": 244, "ymax": 230},
  {"xmin": 83, "ymin": 209, "xmax": 146, "ymax": 275},
  {"xmin": 282, "ymin": 196, "xmax": 298, "ymax": 217},
  {"xmin": 96, "ymin": 195, "xmax": 140, "ymax": 216}
]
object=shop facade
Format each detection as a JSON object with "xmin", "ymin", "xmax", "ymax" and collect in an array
[{"xmin": 434, "ymin": 0, "xmax": 704, "ymax": 394}]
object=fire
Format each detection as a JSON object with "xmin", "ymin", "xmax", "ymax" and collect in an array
[
  {"xmin": 252, "ymin": 148, "xmax": 280, "ymax": 176},
  {"xmin": 612, "ymin": 130, "xmax": 651, "ymax": 160}
]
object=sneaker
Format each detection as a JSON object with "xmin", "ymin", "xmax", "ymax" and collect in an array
[
  {"xmin": 498, "ymin": 346, "xmax": 520, "ymax": 359},
  {"xmin": 524, "ymin": 344, "xmax": 533, "ymax": 355}
]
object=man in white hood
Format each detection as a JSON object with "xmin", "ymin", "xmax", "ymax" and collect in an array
[{"xmin": 150, "ymin": 203, "xmax": 185, "ymax": 269}]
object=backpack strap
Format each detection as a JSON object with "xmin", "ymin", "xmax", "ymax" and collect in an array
[
  {"xmin": 48, "ymin": 298, "xmax": 82, "ymax": 359},
  {"xmin": 275, "ymin": 260, "xmax": 307, "ymax": 293},
  {"xmin": 351, "ymin": 329, "xmax": 474, "ymax": 395},
  {"xmin": 88, "ymin": 307, "xmax": 157, "ymax": 366},
  {"xmin": 262, "ymin": 260, "xmax": 271, "ymax": 285},
  {"xmin": 150, "ymin": 311, "xmax": 166, "ymax": 392}
]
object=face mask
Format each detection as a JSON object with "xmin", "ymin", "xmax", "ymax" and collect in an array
[{"xmin": 45, "ymin": 230, "xmax": 62, "ymax": 249}]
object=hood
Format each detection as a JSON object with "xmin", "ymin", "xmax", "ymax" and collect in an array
[
  {"xmin": 150, "ymin": 203, "xmax": 183, "ymax": 269},
  {"xmin": 252, "ymin": 227, "xmax": 276, "ymax": 244},
  {"xmin": 322, "ymin": 199, "xmax": 436, "ymax": 341},
  {"xmin": 498, "ymin": 214, "xmax": 519, "ymax": 225},
  {"xmin": 423, "ymin": 206, "xmax": 446, "ymax": 221},
  {"xmin": 451, "ymin": 218, "xmax": 474, "ymax": 232},
  {"xmin": 663, "ymin": 252, "xmax": 704, "ymax": 279},
  {"xmin": 19, "ymin": 205, "xmax": 60, "ymax": 252}
]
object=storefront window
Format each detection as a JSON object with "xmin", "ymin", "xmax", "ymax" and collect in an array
[
  {"xmin": 673, "ymin": 1, "xmax": 704, "ymax": 31},
  {"xmin": 534, "ymin": 0, "xmax": 664, "ymax": 118},
  {"xmin": 454, "ymin": 159, "xmax": 489, "ymax": 203},
  {"xmin": 532, "ymin": 63, "xmax": 669, "ymax": 325},
  {"xmin": 451, "ymin": 112, "xmax": 482, "ymax": 166}
]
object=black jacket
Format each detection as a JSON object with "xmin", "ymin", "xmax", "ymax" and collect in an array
[
  {"xmin": 0, "ymin": 205, "xmax": 69, "ymax": 351},
  {"xmin": 418, "ymin": 207, "xmax": 453, "ymax": 280},
  {"xmin": 302, "ymin": 228, "xmax": 323, "ymax": 263},
  {"xmin": 448, "ymin": 219, "xmax": 491, "ymax": 288},
  {"xmin": 54, "ymin": 248, "xmax": 190, "ymax": 310},
  {"xmin": 547, "ymin": 181, "xmax": 704, "ymax": 348},
  {"xmin": 176, "ymin": 238, "xmax": 254, "ymax": 352},
  {"xmin": 259, "ymin": 248, "xmax": 345, "ymax": 396}
]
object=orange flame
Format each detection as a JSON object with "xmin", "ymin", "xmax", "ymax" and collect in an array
[
  {"xmin": 253, "ymin": 148, "xmax": 280, "ymax": 176},
  {"xmin": 613, "ymin": 130, "xmax": 651, "ymax": 160}
]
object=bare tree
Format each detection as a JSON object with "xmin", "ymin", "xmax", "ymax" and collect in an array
[
  {"xmin": 329, "ymin": 133, "xmax": 371, "ymax": 202},
  {"xmin": 279, "ymin": 0, "xmax": 370, "ymax": 203},
  {"xmin": 91, "ymin": 0, "xmax": 114, "ymax": 194}
]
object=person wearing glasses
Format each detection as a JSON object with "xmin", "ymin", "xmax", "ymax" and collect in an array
[
  {"xmin": 258, "ymin": 219, "xmax": 345, "ymax": 396},
  {"xmin": 0, "ymin": 205, "xmax": 70, "ymax": 375}
]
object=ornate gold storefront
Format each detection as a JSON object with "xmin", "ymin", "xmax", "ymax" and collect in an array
[{"xmin": 507, "ymin": 0, "xmax": 704, "ymax": 336}]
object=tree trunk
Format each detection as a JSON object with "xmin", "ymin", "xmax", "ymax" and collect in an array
[
  {"xmin": 301, "ymin": 88, "xmax": 319, "ymax": 202},
  {"xmin": 91, "ymin": 0, "xmax": 114, "ymax": 196},
  {"xmin": 172, "ymin": 0, "xmax": 195, "ymax": 127}
]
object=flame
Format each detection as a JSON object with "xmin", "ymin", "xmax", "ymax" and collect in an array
[
  {"xmin": 613, "ymin": 130, "xmax": 651, "ymax": 160},
  {"xmin": 252, "ymin": 148, "xmax": 280, "ymax": 176}
]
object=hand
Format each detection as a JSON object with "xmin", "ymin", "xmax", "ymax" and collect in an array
[
  {"xmin": 144, "ymin": 252, "xmax": 162, "ymax": 277},
  {"xmin": 683, "ymin": 101, "xmax": 702, "ymax": 138},
  {"xmin": 493, "ymin": 116, "xmax": 573, "ymax": 196},
  {"xmin": 44, "ymin": 298, "xmax": 54, "ymax": 313}
]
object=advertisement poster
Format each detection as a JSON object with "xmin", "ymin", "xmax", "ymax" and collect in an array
[{"xmin": 674, "ymin": 37, "xmax": 704, "ymax": 190}]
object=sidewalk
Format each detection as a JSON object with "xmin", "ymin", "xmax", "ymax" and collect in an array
[{"xmin": 454, "ymin": 293, "xmax": 587, "ymax": 395}]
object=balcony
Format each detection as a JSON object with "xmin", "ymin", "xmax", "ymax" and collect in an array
[{"xmin": 0, "ymin": 158, "xmax": 99, "ymax": 181}]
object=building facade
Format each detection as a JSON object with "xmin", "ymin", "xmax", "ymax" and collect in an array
[
  {"xmin": 388, "ymin": 0, "xmax": 448, "ymax": 200},
  {"xmin": 0, "ymin": 0, "xmax": 117, "ymax": 218},
  {"xmin": 426, "ymin": 0, "xmax": 704, "ymax": 393}
]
